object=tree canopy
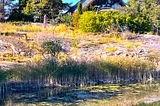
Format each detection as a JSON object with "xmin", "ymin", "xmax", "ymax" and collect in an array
[
  {"xmin": 5, "ymin": 0, "xmax": 69, "ymax": 22},
  {"xmin": 120, "ymin": 0, "xmax": 160, "ymax": 34}
]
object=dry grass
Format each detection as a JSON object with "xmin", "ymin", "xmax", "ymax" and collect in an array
[{"xmin": 0, "ymin": 23, "xmax": 54, "ymax": 33}]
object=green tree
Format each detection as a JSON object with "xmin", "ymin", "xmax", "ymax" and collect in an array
[
  {"xmin": 77, "ymin": 1, "xmax": 83, "ymax": 14},
  {"xmin": 140, "ymin": 0, "xmax": 160, "ymax": 34},
  {"xmin": 120, "ymin": 0, "xmax": 160, "ymax": 34},
  {"xmin": 23, "ymin": 0, "xmax": 64, "ymax": 21},
  {"xmin": 19, "ymin": 0, "xmax": 28, "ymax": 10}
]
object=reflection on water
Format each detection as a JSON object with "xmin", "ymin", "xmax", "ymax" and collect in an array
[
  {"xmin": 0, "ymin": 87, "xmax": 67, "ymax": 106},
  {"xmin": 0, "ymin": 87, "xmax": 119, "ymax": 106}
]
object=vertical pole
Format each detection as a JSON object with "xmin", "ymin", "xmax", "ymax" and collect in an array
[
  {"xmin": 2, "ymin": 0, "xmax": 4, "ymax": 22},
  {"xmin": 43, "ymin": 14, "xmax": 47, "ymax": 28}
]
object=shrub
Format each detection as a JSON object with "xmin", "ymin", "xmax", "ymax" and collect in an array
[
  {"xmin": 61, "ymin": 15, "xmax": 73, "ymax": 26},
  {"xmin": 101, "ymin": 11, "xmax": 126, "ymax": 29},
  {"xmin": 126, "ymin": 13, "xmax": 152, "ymax": 34},
  {"xmin": 78, "ymin": 11, "xmax": 152, "ymax": 33},
  {"xmin": 78, "ymin": 2, "xmax": 83, "ymax": 14},
  {"xmin": 78, "ymin": 11, "xmax": 104, "ymax": 32},
  {"xmin": 41, "ymin": 40, "xmax": 62, "ymax": 57},
  {"xmin": 54, "ymin": 24, "xmax": 67, "ymax": 33},
  {"xmin": 50, "ymin": 14, "xmax": 73, "ymax": 26},
  {"xmin": 78, "ymin": 11, "xmax": 127, "ymax": 32},
  {"xmin": 7, "ymin": 11, "xmax": 34, "ymax": 22}
]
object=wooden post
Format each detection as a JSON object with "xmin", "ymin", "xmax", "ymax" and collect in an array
[{"xmin": 43, "ymin": 14, "xmax": 47, "ymax": 28}]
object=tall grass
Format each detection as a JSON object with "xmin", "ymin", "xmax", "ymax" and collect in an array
[
  {"xmin": 3, "ymin": 56, "xmax": 158, "ymax": 87},
  {"xmin": 0, "ymin": 56, "xmax": 159, "ymax": 98}
]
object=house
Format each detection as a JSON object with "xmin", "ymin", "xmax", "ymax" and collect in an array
[{"xmin": 67, "ymin": 0, "xmax": 126, "ymax": 14}]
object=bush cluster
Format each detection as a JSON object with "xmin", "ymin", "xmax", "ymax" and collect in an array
[
  {"xmin": 126, "ymin": 13, "xmax": 152, "ymax": 33},
  {"xmin": 50, "ymin": 14, "xmax": 73, "ymax": 26},
  {"xmin": 7, "ymin": 12, "xmax": 34, "ymax": 22},
  {"xmin": 78, "ymin": 11, "xmax": 152, "ymax": 33}
]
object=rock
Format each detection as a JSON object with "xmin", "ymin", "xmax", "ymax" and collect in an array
[
  {"xmin": 123, "ymin": 53, "xmax": 129, "ymax": 57},
  {"xmin": 131, "ymin": 53, "xmax": 135, "ymax": 57},
  {"xmin": 139, "ymin": 49, "xmax": 144, "ymax": 53},
  {"xmin": 115, "ymin": 51, "xmax": 123, "ymax": 55},
  {"xmin": 108, "ymin": 52, "xmax": 114, "ymax": 56},
  {"xmin": 20, "ymin": 52, "xmax": 26, "ymax": 56}
]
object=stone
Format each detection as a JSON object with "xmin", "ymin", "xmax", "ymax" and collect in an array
[
  {"xmin": 139, "ymin": 49, "xmax": 144, "ymax": 53},
  {"xmin": 116, "ymin": 51, "xmax": 123, "ymax": 55},
  {"xmin": 20, "ymin": 52, "xmax": 26, "ymax": 56},
  {"xmin": 123, "ymin": 53, "xmax": 129, "ymax": 57}
]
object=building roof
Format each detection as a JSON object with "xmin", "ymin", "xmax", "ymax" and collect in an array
[{"xmin": 67, "ymin": 0, "xmax": 126, "ymax": 13}]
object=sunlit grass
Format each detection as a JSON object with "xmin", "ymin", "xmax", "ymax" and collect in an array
[
  {"xmin": 0, "ymin": 23, "xmax": 54, "ymax": 33},
  {"xmin": 125, "ymin": 43, "xmax": 133, "ymax": 49},
  {"xmin": 134, "ymin": 42, "xmax": 143, "ymax": 47}
]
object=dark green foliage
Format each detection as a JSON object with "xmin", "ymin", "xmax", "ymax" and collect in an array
[
  {"xmin": 61, "ymin": 15, "xmax": 73, "ymax": 25},
  {"xmin": 83, "ymin": 4, "xmax": 95, "ymax": 12},
  {"xmin": 88, "ymin": 4, "xmax": 95, "ymax": 11},
  {"xmin": 51, "ymin": 14, "xmax": 73, "ymax": 25},
  {"xmin": 41, "ymin": 40, "xmax": 62, "ymax": 57},
  {"xmin": 77, "ymin": 1, "xmax": 83, "ymax": 14},
  {"xmin": 40, "ymin": 0, "xmax": 64, "ymax": 19},
  {"xmin": 121, "ymin": 0, "xmax": 160, "ymax": 34},
  {"xmin": 82, "ymin": 7, "xmax": 88, "ymax": 12},
  {"xmin": 55, "ymin": 60, "xmax": 87, "ymax": 78},
  {"xmin": 19, "ymin": 0, "xmax": 28, "ymax": 10},
  {"xmin": 7, "ymin": 10, "xmax": 34, "ymax": 22},
  {"xmin": 0, "ymin": 71, "xmax": 8, "ymax": 82},
  {"xmin": 126, "ymin": 13, "xmax": 152, "ymax": 34}
]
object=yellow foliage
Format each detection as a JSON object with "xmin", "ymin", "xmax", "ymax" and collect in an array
[
  {"xmin": 58, "ymin": 52, "xmax": 67, "ymax": 64},
  {"xmin": 134, "ymin": 42, "xmax": 142, "ymax": 47},
  {"xmin": 34, "ymin": 54, "xmax": 42, "ymax": 62},
  {"xmin": 125, "ymin": 44, "xmax": 133, "ymax": 49},
  {"xmin": 106, "ymin": 47, "xmax": 117, "ymax": 52},
  {"xmin": 54, "ymin": 24, "xmax": 67, "ymax": 34}
]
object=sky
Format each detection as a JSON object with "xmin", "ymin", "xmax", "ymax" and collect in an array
[{"xmin": 63, "ymin": 0, "xmax": 128, "ymax": 5}]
